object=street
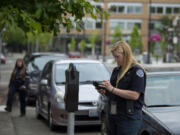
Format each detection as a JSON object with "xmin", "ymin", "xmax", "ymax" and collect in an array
[{"xmin": 0, "ymin": 53, "xmax": 101, "ymax": 135}]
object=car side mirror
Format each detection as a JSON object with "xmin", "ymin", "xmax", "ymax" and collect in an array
[{"xmin": 40, "ymin": 79, "xmax": 48, "ymax": 85}]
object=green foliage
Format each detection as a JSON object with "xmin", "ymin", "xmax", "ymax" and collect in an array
[
  {"xmin": 129, "ymin": 25, "xmax": 142, "ymax": 54},
  {"xmin": 156, "ymin": 15, "xmax": 172, "ymax": 53},
  {"xmin": 79, "ymin": 40, "xmax": 87, "ymax": 53},
  {"xmin": 0, "ymin": 0, "xmax": 103, "ymax": 35},
  {"xmin": 88, "ymin": 31, "xmax": 99, "ymax": 49},
  {"xmin": 38, "ymin": 32, "xmax": 53, "ymax": 51},
  {"xmin": 112, "ymin": 26, "xmax": 122, "ymax": 44},
  {"xmin": 4, "ymin": 26, "xmax": 26, "ymax": 46},
  {"xmin": 69, "ymin": 37, "xmax": 76, "ymax": 51}
]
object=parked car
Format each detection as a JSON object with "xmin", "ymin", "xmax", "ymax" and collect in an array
[
  {"xmin": 98, "ymin": 71, "xmax": 180, "ymax": 135},
  {"xmin": 68, "ymin": 51, "xmax": 81, "ymax": 58},
  {"xmin": 25, "ymin": 53, "xmax": 68, "ymax": 104},
  {"xmin": 35, "ymin": 59, "xmax": 111, "ymax": 130},
  {"xmin": 0, "ymin": 53, "xmax": 6, "ymax": 64}
]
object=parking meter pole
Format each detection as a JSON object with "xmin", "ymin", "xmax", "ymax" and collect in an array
[
  {"xmin": 67, "ymin": 112, "xmax": 75, "ymax": 135},
  {"xmin": 65, "ymin": 63, "xmax": 79, "ymax": 135}
]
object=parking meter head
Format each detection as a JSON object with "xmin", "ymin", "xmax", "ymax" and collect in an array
[{"xmin": 65, "ymin": 63, "xmax": 79, "ymax": 112}]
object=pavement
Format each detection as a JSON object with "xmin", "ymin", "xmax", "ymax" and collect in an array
[{"xmin": 0, "ymin": 53, "xmax": 24, "ymax": 135}]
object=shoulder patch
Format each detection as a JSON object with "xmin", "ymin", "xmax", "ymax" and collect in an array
[{"xmin": 136, "ymin": 69, "xmax": 144, "ymax": 78}]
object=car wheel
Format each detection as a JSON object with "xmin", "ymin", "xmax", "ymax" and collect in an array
[
  {"xmin": 35, "ymin": 99, "xmax": 42, "ymax": 119},
  {"xmin": 48, "ymin": 107, "xmax": 56, "ymax": 131},
  {"xmin": 101, "ymin": 114, "xmax": 108, "ymax": 135}
]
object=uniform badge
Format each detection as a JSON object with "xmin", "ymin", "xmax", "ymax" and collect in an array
[{"xmin": 136, "ymin": 69, "xmax": 144, "ymax": 78}]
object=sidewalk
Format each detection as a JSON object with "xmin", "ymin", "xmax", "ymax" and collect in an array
[
  {"xmin": 0, "ymin": 110, "xmax": 16, "ymax": 135},
  {"xmin": 0, "ymin": 83, "xmax": 16, "ymax": 135}
]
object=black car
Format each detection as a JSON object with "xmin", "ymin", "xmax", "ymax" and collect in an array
[
  {"xmin": 25, "ymin": 52, "xmax": 68, "ymax": 104},
  {"xmin": 98, "ymin": 71, "xmax": 180, "ymax": 135}
]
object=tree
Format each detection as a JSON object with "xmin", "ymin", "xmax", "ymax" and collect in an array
[
  {"xmin": 0, "ymin": 0, "xmax": 104, "ymax": 35},
  {"xmin": 79, "ymin": 40, "xmax": 87, "ymax": 55},
  {"xmin": 111, "ymin": 26, "xmax": 123, "ymax": 44},
  {"xmin": 88, "ymin": 31, "xmax": 99, "ymax": 56},
  {"xmin": 3, "ymin": 26, "xmax": 26, "ymax": 52},
  {"xmin": 129, "ymin": 25, "xmax": 142, "ymax": 54},
  {"xmin": 69, "ymin": 37, "xmax": 76, "ymax": 51}
]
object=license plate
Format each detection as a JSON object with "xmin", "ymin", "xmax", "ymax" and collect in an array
[{"xmin": 89, "ymin": 109, "xmax": 98, "ymax": 117}]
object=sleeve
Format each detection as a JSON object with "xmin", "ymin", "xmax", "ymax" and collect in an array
[{"xmin": 129, "ymin": 67, "xmax": 146, "ymax": 94}]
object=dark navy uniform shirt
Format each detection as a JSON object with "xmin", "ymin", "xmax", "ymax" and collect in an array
[{"xmin": 108, "ymin": 64, "xmax": 146, "ymax": 118}]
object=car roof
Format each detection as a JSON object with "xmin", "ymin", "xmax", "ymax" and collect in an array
[
  {"xmin": 147, "ymin": 71, "xmax": 180, "ymax": 76},
  {"xmin": 30, "ymin": 52, "xmax": 67, "ymax": 56},
  {"xmin": 54, "ymin": 59, "xmax": 103, "ymax": 64}
]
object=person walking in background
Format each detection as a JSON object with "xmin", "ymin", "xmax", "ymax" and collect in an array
[
  {"xmin": 5, "ymin": 58, "xmax": 29, "ymax": 116},
  {"xmin": 97, "ymin": 41, "xmax": 146, "ymax": 135}
]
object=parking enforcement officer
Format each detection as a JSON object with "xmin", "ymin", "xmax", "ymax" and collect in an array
[{"xmin": 98, "ymin": 41, "xmax": 146, "ymax": 135}]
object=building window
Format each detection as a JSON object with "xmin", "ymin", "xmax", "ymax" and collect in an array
[
  {"xmin": 135, "ymin": 23, "xmax": 141, "ymax": 29},
  {"xmin": 127, "ymin": 6, "xmax": 134, "ymax": 13},
  {"xmin": 174, "ymin": 7, "xmax": 180, "ymax": 14},
  {"xmin": 150, "ymin": 7, "xmax": 156, "ymax": 13},
  {"xmin": 166, "ymin": 7, "xmax": 172, "ymax": 14},
  {"xmin": 110, "ymin": 22, "xmax": 118, "ymax": 29},
  {"xmin": 109, "ymin": 5, "xmax": 117, "ymax": 13},
  {"xmin": 85, "ymin": 21, "xmax": 93, "ymax": 29},
  {"xmin": 135, "ymin": 6, "xmax": 142, "ymax": 13},
  {"xmin": 118, "ymin": 6, "xmax": 125, "ymax": 13},
  {"xmin": 127, "ymin": 6, "xmax": 141, "ymax": 14},
  {"xmin": 96, "ymin": 22, "xmax": 102, "ymax": 29},
  {"xmin": 157, "ymin": 7, "xmax": 163, "ymax": 14},
  {"xmin": 127, "ymin": 22, "xmax": 134, "ymax": 30},
  {"xmin": 96, "ymin": 5, "xmax": 102, "ymax": 12}
]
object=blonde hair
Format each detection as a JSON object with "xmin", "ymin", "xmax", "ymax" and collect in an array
[{"xmin": 111, "ymin": 41, "xmax": 145, "ymax": 87}]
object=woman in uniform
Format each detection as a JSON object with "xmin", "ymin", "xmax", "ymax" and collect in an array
[{"xmin": 99, "ymin": 41, "xmax": 146, "ymax": 135}]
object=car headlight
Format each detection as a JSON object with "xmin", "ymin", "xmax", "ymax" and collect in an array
[
  {"xmin": 92, "ymin": 101, "xmax": 98, "ymax": 106},
  {"xmin": 29, "ymin": 83, "xmax": 38, "ymax": 90},
  {"xmin": 55, "ymin": 91, "xmax": 64, "ymax": 103}
]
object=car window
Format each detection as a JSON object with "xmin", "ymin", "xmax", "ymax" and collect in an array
[
  {"xmin": 145, "ymin": 75, "xmax": 180, "ymax": 106},
  {"xmin": 27, "ymin": 56, "xmax": 64, "ymax": 72},
  {"xmin": 55, "ymin": 63, "xmax": 111, "ymax": 83}
]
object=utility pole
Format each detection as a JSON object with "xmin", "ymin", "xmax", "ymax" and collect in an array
[
  {"xmin": 102, "ymin": 0, "xmax": 107, "ymax": 62},
  {"xmin": 147, "ymin": 0, "xmax": 152, "ymax": 64}
]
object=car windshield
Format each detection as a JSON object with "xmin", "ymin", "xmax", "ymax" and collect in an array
[
  {"xmin": 55, "ymin": 63, "xmax": 110, "ymax": 83},
  {"xmin": 145, "ymin": 75, "xmax": 180, "ymax": 107},
  {"xmin": 27, "ymin": 56, "xmax": 65, "ymax": 72}
]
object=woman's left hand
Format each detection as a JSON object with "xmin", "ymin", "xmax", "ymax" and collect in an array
[{"xmin": 100, "ymin": 80, "xmax": 114, "ymax": 92}]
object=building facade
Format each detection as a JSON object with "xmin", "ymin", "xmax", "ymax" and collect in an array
[{"xmin": 58, "ymin": 0, "xmax": 180, "ymax": 55}]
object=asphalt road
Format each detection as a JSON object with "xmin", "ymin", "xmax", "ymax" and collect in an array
[{"xmin": 9, "ymin": 105, "xmax": 100, "ymax": 135}]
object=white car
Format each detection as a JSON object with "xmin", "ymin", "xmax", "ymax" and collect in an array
[{"xmin": 35, "ymin": 59, "xmax": 111, "ymax": 130}]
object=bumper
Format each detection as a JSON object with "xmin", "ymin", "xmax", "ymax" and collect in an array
[{"xmin": 51, "ymin": 103, "xmax": 101, "ymax": 126}]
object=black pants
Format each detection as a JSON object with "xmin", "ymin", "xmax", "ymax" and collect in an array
[
  {"xmin": 6, "ymin": 84, "xmax": 27, "ymax": 115},
  {"xmin": 108, "ymin": 114, "xmax": 142, "ymax": 135}
]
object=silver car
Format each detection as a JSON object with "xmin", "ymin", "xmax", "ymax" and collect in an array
[{"xmin": 35, "ymin": 59, "xmax": 111, "ymax": 130}]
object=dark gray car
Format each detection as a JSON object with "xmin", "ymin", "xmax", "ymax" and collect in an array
[
  {"xmin": 35, "ymin": 59, "xmax": 111, "ymax": 130},
  {"xmin": 98, "ymin": 71, "xmax": 180, "ymax": 135},
  {"xmin": 25, "ymin": 53, "xmax": 68, "ymax": 104}
]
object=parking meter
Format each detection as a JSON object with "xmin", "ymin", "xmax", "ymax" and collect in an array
[{"xmin": 64, "ymin": 63, "xmax": 79, "ymax": 112}]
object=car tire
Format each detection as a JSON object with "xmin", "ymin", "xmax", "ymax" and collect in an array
[
  {"xmin": 101, "ymin": 114, "xmax": 108, "ymax": 135},
  {"xmin": 35, "ymin": 99, "xmax": 42, "ymax": 119},
  {"xmin": 48, "ymin": 107, "xmax": 56, "ymax": 131}
]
